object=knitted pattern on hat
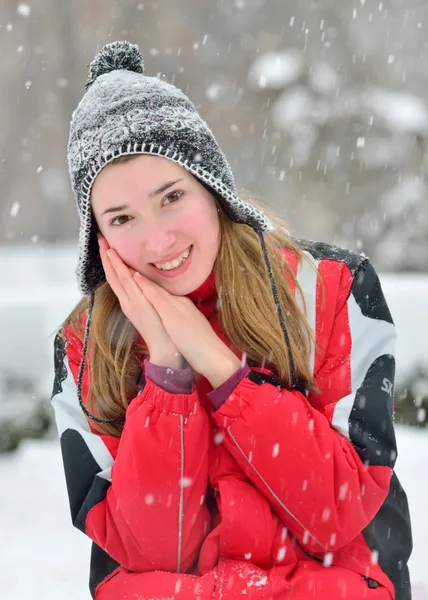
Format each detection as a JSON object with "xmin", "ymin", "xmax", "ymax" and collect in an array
[{"xmin": 67, "ymin": 41, "xmax": 274, "ymax": 296}]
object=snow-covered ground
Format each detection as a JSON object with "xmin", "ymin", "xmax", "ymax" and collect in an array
[{"xmin": 0, "ymin": 426, "xmax": 427, "ymax": 600}]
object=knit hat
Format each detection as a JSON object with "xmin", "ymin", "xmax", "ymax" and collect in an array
[
  {"xmin": 67, "ymin": 40, "xmax": 274, "ymax": 297},
  {"xmin": 67, "ymin": 41, "xmax": 299, "ymax": 425}
]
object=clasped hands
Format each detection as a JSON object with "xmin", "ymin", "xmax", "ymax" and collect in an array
[{"xmin": 98, "ymin": 235, "xmax": 242, "ymax": 389}]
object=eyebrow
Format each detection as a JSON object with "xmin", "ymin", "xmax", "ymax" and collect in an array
[{"xmin": 100, "ymin": 179, "xmax": 183, "ymax": 216}]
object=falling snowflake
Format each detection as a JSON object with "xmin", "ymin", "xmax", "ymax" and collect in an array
[
  {"xmin": 248, "ymin": 51, "xmax": 303, "ymax": 90},
  {"xmin": 323, "ymin": 552, "xmax": 333, "ymax": 567},
  {"xmin": 230, "ymin": 123, "xmax": 241, "ymax": 137},
  {"xmin": 206, "ymin": 83, "xmax": 223, "ymax": 100},
  {"xmin": 338, "ymin": 482, "xmax": 348, "ymax": 501},
  {"xmin": 214, "ymin": 432, "xmax": 225, "ymax": 445},
  {"xmin": 180, "ymin": 476, "xmax": 193, "ymax": 488},
  {"xmin": 10, "ymin": 202, "xmax": 20, "ymax": 217},
  {"xmin": 322, "ymin": 508, "xmax": 331, "ymax": 522},
  {"xmin": 17, "ymin": 3, "xmax": 31, "ymax": 17},
  {"xmin": 276, "ymin": 546, "xmax": 287, "ymax": 561}
]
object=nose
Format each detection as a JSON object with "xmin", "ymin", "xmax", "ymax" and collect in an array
[{"xmin": 142, "ymin": 220, "xmax": 177, "ymax": 259}]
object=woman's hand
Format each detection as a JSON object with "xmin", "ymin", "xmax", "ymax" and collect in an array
[
  {"xmin": 133, "ymin": 271, "xmax": 243, "ymax": 387},
  {"xmin": 98, "ymin": 235, "xmax": 183, "ymax": 368}
]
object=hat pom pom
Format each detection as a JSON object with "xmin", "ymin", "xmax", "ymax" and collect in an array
[{"xmin": 86, "ymin": 41, "xmax": 144, "ymax": 89}]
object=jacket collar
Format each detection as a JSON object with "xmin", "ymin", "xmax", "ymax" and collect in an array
[{"xmin": 187, "ymin": 269, "xmax": 217, "ymax": 319}]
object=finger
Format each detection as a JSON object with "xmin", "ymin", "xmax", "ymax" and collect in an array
[
  {"xmin": 98, "ymin": 239, "xmax": 156, "ymax": 319},
  {"xmin": 98, "ymin": 239, "xmax": 122, "ymax": 293},
  {"xmin": 98, "ymin": 234, "xmax": 109, "ymax": 253},
  {"xmin": 107, "ymin": 248, "xmax": 147, "ymax": 300},
  {"xmin": 133, "ymin": 275, "xmax": 179, "ymax": 322},
  {"xmin": 134, "ymin": 272, "xmax": 176, "ymax": 301},
  {"xmin": 105, "ymin": 249, "xmax": 160, "ymax": 310},
  {"xmin": 133, "ymin": 272, "xmax": 169, "ymax": 304},
  {"xmin": 99, "ymin": 236, "xmax": 138, "ymax": 279},
  {"xmin": 98, "ymin": 239, "xmax": 129, "ymax": 300}
]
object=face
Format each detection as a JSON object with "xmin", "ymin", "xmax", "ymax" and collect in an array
[{"xmin": 91, "ymin": 155, "xmax": 221, "ymax": 295}]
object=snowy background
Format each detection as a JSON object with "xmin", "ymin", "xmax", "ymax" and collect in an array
[
  {"xmin": 1, "ymin": 0, "xmax": 428, "ymax": 598},
  {"xmin": 1, "ymin": 0, "xmax": 428, "ymax": 272}
]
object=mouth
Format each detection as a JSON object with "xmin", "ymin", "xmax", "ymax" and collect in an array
[{"xmin": 150, "ymin": 245, "xmax": 194, "ymax": 276}]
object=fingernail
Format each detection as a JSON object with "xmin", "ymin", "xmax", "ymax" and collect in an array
[
  {"xmin": 135, "ymin": 271, "xmax": 142, "ymax": 278},
  {"xmin": 106, "ymin": 249, "xmax": 112, "ymax": 258}
]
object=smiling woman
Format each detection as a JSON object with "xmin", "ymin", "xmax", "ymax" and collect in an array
[{"xmin": 51, "ymin": 41, "xmax": 412, "ymax": 600}]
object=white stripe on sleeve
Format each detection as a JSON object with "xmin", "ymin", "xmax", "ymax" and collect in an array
[
  {"xmin": 51, "ymin": 354, "xmax": 114, "ymax": 474},
  {"xmin": 295, "ymin": 251, "xmax": 319, "ymax": 377}
]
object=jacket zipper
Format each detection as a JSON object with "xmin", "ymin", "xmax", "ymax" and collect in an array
[{"xmin": 177, "ymin": 414, "xmax": 185, "ymax": 572}]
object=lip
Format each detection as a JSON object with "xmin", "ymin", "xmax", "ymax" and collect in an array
[
  {"xmin": 150, "ymin": 245, "xmax": 192, "ymax": 265},
  {"xmin": 150, "ymin": 245, "xmax": 194, "ymax": 278}
]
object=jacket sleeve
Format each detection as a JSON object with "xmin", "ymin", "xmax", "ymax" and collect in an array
[
  {"xmin": 211, "ymin": 258, "xmax": 397, "ymax": 553},
  {"xmin": 51, "ymin": 326, "xmax": 210, "ymax": 573}
]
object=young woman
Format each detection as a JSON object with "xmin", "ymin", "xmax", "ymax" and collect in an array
[{"xmin": 51, "ymin": 41, "xmax": 412, "ymax": 600}]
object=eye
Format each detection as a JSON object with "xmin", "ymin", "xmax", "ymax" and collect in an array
[
  {"xmin": 110, "ymin": 215, "xmax": 132, "ymax": 227},
  {"xmin": 162, "ymin": 190, "xmax": 184, "ymax": 206}
]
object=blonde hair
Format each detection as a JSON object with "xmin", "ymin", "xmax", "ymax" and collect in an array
[{"xmin": 61, "ymin": 160, "xmax": 318, "ymax": 436}]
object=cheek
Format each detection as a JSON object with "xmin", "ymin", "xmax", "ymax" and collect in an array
[
  {"xmin": 188, "ymin": 207, "xmax": 220, "ymax": 247},
  {"xmin": 109, "ymin": 236, "xmax": 142, "ymax": 269},
  {"xmin": 197, "ymin": 213, "xmax": 221, "ymax": 254}
]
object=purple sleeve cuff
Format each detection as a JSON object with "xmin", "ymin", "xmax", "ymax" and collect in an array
[
  {"xmin": 143, "ymin": 358, "xmax": 195, "ymax": 394},
  {"xmin": 207, "ymin": 363, "xmax": 250, "ymax": 410}
]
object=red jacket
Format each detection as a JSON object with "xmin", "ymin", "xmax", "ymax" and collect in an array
[{"xmin": 51, "ymin": 240, "xmax": 412, "ymax": 600}]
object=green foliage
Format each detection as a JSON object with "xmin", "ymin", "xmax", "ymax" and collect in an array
[
  {"xmin": 395, "ymin": 365, "xmax": 428, "ymax": 428},
  {"xmin": 0, "ymin": 371, "xmax": 53, "ymax": 453}
]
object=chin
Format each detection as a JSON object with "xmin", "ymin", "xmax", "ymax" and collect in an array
[
  {"xmin": 155, "ymin": 268, "xmax": 208, "ymax": 296},
  {"xmin": 161, "ymin": 276, "xmax": 201, "ymax": 296}
]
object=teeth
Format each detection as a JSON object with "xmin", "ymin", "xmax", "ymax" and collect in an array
[{"xmin": 154, "ymin": 247, "xmax": 191, "ymax": 271}]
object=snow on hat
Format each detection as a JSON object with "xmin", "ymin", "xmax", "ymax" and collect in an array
[{"xmin": 67, "ymin": 40, "xmax": 274, "ymax": 297}]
